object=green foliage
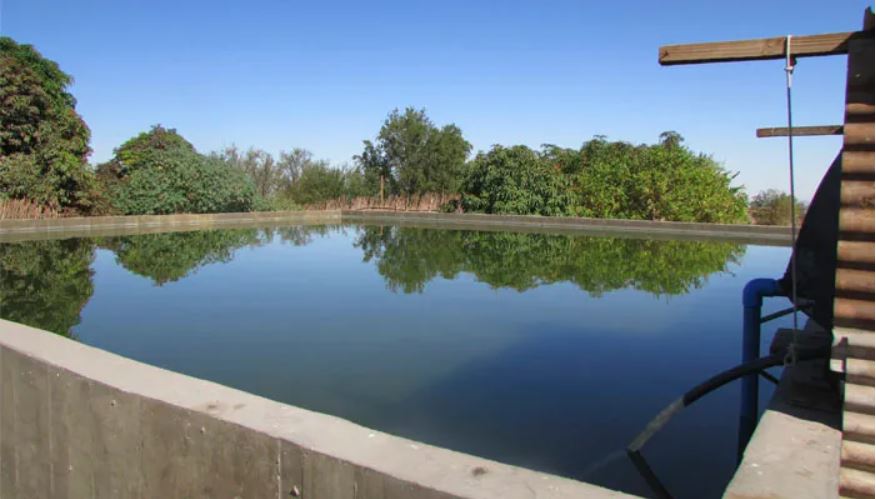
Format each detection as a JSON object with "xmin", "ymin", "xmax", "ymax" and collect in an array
[
  {"xmin": 461, "ymin": 145, "xmax": 574, "ymax": 216},
  {"xmin": 98, "ymin": 126, "xmax": 258, "ymax": 215},
  {"xmin": 355, "ymin": 226, "xmax": 745, "ymax": 296},
  {"xmin": 99, "ymin": 229, "xmax": 264, "ymax": 285},
  {"xmin": 0, "ymin": 238, "xmax": 94, "ymax": 336},
  {"xmin": 459, "ymin": 133, "xmax": 748, "ymax": 223},
  {"xmin": 212, "ymin": 145, "xmax": 354, "ymax": 208},
  {"xmin": 356, "ymin": 108, "xmax": 471, "ymax": 196},
  {"xmin": 0, "ymin": 37, "xmax": 100, "ymax": 212},
  {"xmin": 212, "ymin": 146, "xmax": 311, "ymax": 199},
  {"xmin": 749, "ymin": 189, "xmax": 807, "ymax": 225},
  {"xmin": 572, "ymin": 133, "xmax": 748, "ymax": 223},
  {"xmin": 286, "ymin": 163, "xmax": 347, "ymax": 205}
]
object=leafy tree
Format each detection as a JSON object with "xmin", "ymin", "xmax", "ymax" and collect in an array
[
  {"xmin": 211, "ymin": 146, "xmax": 277, "ymax": 198},
  {"xmin": 356, "ymin": 108, "xmax": 471, "ymax": 195},
  {"xmin": 749, "ymin": 189, "xmax": 807, "ymax": 225},
  {"xmin": 572, "ymin": 133, "xmax": 748, "ymax": 223},
  {"xmin": 98, "ymin": 126, "xmax": 258, "ymax": 214},
  {"xmin": 0, "ymin": 238, "xmax": 94, "ymax": 336},
  {"xmin": 99, "ymin": 228, "xmax": 264, "ymax": 285},
  {"xmin": 0, "ymin": 37, "xmax": 101, "ymax": 212},
  {"xmin": 286, "ymin": 163, "xmax": 347, "ymax": 205},
  {"xmin": 461, "ymin": 145, "xmax": 574, "ymax": 216},
  {"xmin": 355, "ymin": 139, "xmax": 392, "ymax": 197},
  {"xmin": 540, "ymin": 144, "xmax": 581, "ymax": 174},
  {"xmin": 212, "ymin": 146, "xmax": 322, "ymax": 199}
]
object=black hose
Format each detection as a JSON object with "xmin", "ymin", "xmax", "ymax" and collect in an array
[{"xmin": 625, "ymin": 345, "xmax": 830, "ymax": 498}]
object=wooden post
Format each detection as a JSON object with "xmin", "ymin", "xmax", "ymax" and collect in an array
[
  {"xmin": 756, "ymin": 125, "xmax": 844, "ymax": 138},
  {"xmin": 659, "ymin": 30, "xmax": 871, "ymax": 65}
]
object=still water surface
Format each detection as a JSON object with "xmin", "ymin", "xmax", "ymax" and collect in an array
[{"xmin": 0, "ymin": 224, "xmax": 795, "ymax": 498}]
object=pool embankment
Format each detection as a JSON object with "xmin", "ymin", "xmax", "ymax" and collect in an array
[
  {"xmin": 0, "ymin": 209, "xmax": 794, "ymax": 245},
  {"xmin": 725, "ymin": 340, "xmax": 843, "ymax": 499},
  {"xmin": 0, "ymin": 319, "xmax": 631, "ymax": 499},
  {"xmin": 0, "ymin": 210, "xmax": 342, "ymax": 241},
  {"xmin": 342, "ymin": 211, "xmax": 794, "ymax": 245}
]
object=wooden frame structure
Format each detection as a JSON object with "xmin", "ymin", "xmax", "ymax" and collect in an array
[{"xmin": 659, "ymin": 10, "xmax": 874, "ymax": 498}]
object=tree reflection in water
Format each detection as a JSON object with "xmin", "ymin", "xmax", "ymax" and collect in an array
[
  {"xmin": 355, "ymin": 225, "xmax": 745, "ymax": 296},
  {"xmin": 0, "ymin": 238, "xmax": 95, "ymax": 337},
  {"xmin": 0, "ymin": 224, "xmax": 744, "ymax": 337}
]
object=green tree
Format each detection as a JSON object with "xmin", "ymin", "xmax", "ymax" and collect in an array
[
  {"xmin": 749, "ymin": 189, "xmax": 807, "ymax": 225},
  {"xmin": 356, "ymin": 108, "xmax": 471, "ymax": 195},
  {"xmin": 212, "ymin": 146, "xmax": 324, "ymax": 200},
  {"xmin": 0, "ymin": 37, "xmax": 100, "ymax": 213},
  {"xmin": 98, "ymin": 126, "xmax": 258, "ymax": 214},
  {"xmin": 286, "ymin": 163, "xmax": 347, "ymax": 205},
  {"xmin": 572, "ymin": 133, "xmax": 748, "ymax": 223},
  {"xmin": 461, "ymin": 145, "xmax": 574, "ymax": 216}
]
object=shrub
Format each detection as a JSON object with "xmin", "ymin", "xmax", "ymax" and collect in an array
[
  {"xmin": 461, "ymin": 145, "xmax": 574, "ymax": 216},
  {"xmin": 572, "ymin": 135, "xmax": 748, "ymax": 223},
  {"xmin": 99, "ymin": 126, "xmax": 258, "ymax": 214},
  {"xmin": 286, "ymin": 163, "xmax": 346, "ymax": 205},
  {"xmin": 749, "ymin": 189, "xmax": 807, "ymax": 225}
]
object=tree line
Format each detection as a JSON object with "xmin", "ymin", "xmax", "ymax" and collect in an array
[{"xmin": 1, "ymin": 36, "xmax": 802, "ymax": 224}]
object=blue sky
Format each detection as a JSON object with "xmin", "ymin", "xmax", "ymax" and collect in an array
[{"xmin": 2, "ymin": 1, "xmax": 871, "ymax": 200}]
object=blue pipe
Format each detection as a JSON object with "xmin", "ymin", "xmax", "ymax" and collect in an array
[{"xmin": 738, "ymin": 278, "xmax": 783, "ymax": 461}]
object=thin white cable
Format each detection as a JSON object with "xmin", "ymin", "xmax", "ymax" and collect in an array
[{"xmin": 784, "ymin": 35, "xmax": 800, "ymax": 366}]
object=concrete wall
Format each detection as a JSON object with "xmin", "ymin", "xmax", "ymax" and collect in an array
[
  {"xmin": 0, "ymin": 320, "xmax": 629, "ymax": 499},
  {"xmin": 0, "ymin": 209, "xmax": 793, "ymax": 245},
  {"xmin": 725, "ymin": 357, "xmax": 842, "ymax": 499},
  {"xmin": 0, "ymin": 211, "xmax": 342, "ymax": 242},
  {"xmin": 342, "ymin": 211, "xmax": 793, "ymax": 246}
]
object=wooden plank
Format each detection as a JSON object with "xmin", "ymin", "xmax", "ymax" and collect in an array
[
  {"xmin": 840, "ymin": 179, "xmax": 875, "ymax": 207},
  {"xmin": 845, "ymin": 358, "xmax": 875, "ymax": 385},
  {"xmin": 842, "ymin": 150, "xmax": 875, "ymax": 174},
  {"xmin": 840, "ymin": 466, "xmax": 876, "ymax": 497},
  {"xmin": 842, "ymin": 440, "xmax": 875, "ymax": 470},
  {"xmin": 839, "ymin": 207, "xmax": 875, "ymax": 233},
  {"xmin": 834, "ymin": 327, "xmax": 876, "ymax": 350},
  {"xmin": 835, "ymin": 298, "xmax": 876, "ymax": 323},
  {"xmin": 845, "ymin": 383, "xmax": 876, "ymax": 415},
  {"xmin": 844, "ymin": 410, "xmax": 876, "ymax": 443},
  {"xmin": 847, "ymin": 102, "xmax": 875, "ymax": 118},
  {"xmin": 843, "ymin": 122, "xmax": 875, "ymax": 147},
  {"xmin": 756, "ymin": 125, "xmax": 843, "ymax": 138},
  {"xmin": 659, "ymin": 31, "xmax": 871, "ymax": 65},
  {"xmin": 838, "ymin": 241, "xmax": 875, "ymax": 264},
  {"xmin": 836, "ymin": 267, "xmax": 876, "ymax": 294}
]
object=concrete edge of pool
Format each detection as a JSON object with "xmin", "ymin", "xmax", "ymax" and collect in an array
[
  {"xmin": 0, "ymin": 319, "xmax": 632, "ymax": 499},
  {"xmin": 0, "ymin": 210, "xmax": 793, "ymax": 246}
]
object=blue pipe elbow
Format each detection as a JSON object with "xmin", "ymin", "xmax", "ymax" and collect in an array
[{"xmin": 743, "ymin": 278, "xmax": 783, "ymax": 308}]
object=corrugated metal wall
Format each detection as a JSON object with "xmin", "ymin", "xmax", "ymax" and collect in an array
[{"xmin": 832, "ymin": 10, "xmax": 875, "ymax": 499}]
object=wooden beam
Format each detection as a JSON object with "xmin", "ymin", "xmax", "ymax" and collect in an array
[
  {"xmin": 756, "ymin": 125, "xmax": 844, "ymax": 138},
  {"xmin": 659, "ymin": 30, "xmax": 872, "ymax": 65}
]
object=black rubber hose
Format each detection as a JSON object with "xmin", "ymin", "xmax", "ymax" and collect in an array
[
  {"xmin": 625, "ymin": 345, "xmax": 830, "ymax": 499},
  {"xmin": 628, "ymin": 345, "xmax": 829, "ymax": 454}
]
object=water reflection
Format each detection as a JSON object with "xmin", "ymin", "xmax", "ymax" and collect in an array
[
  {"xmin": 0, "ymin": 224, "xmax": 744, "ymax": 336},
  {"xmin": 98, "ymin": 229, "xmax": 266, "ymax": 285},
  {"xmin": 0, "ymin": 238, "xmax": 95, "ymax": 337},
  {"xmin": 355, "ymin": 226, "xmax": 745, "ymax": 296}
]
